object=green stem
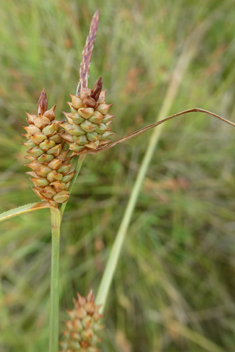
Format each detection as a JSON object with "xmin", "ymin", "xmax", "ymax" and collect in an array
[
  {"xmin": 49, "ymin": 207, "xmax": 61, "ymax": 352},
  {"xmin": 60, "ymin": 154, "xmax": 86, "ymax": 217},
  {"xmin": 95, "ymin": 191, "xmax": 137, "ymax": 311}
]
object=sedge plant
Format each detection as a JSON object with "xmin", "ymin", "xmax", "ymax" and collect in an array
[{"xmin": 1, "ymin": 10, "xmax": 235, "ymax": 352}]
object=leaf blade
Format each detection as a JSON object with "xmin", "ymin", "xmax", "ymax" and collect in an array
[{"xmin": 0, "ymin": 202, "xmax": 51, "ymax": 223}]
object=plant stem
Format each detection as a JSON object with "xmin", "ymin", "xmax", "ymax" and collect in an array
[
  {"xmin": 60, "ymin": 154, "xmax": 86, "ymax": 216},
  {"xmin": 49, "ymin": 207, "xmax": 61, "ymax": 352},
  {"xmin": 95, "ymin": 191, "xmax": 137, "ymax": 311}
]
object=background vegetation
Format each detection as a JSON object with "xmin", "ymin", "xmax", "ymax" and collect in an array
[{"xmin": 1, "ymin": 0, "xmax": 235, "ymax": 351}]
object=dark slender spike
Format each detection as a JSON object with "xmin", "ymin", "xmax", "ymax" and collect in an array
[
  {"xmin": 37, "ymin": 89, "xmax": 48, "ymax": 115},
  {"xmin": 77, "ymin": 11, "xmax": 99, "ymax": 95}
]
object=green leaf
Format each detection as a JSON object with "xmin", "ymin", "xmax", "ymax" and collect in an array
[{"xmin": 0, "ymin": 202, "xmax": 51, "ymax": 223}]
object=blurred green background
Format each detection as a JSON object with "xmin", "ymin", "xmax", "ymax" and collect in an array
[{"xmin": 1, "ymin": 0, "xmax": 235, "ymax": 351}]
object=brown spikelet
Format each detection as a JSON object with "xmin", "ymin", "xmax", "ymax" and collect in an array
[
  {"xmin": 60, "ymin": 290, "xmax": 103, "ymax": 352},
  {"xmin": 23, "ymin": 90, "xmax": 75, "ymax": 206},
  {"xmin": 77, "ymin": 11, "xmax": 100, "ymax": 94},
  {"xmin": 61, "ymin": 77, "xmax": 114, "ymax": 154}
]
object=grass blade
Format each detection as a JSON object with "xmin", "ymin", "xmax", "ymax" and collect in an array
[{"xmin": 0, "ymin": 202, "xmax": 51, "ymax": 223}]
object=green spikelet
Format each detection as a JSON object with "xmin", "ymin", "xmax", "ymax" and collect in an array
[
  {"xmin": 60, "ymin": 77, "xmax": 114, "ymax": 154},
  {"xmin": 60, "ymin": 290, "xmax": 103, "ymax": 352},
  {"xmin": 23, "ymin": 89, "xmax": 75, "ymax": 207}
]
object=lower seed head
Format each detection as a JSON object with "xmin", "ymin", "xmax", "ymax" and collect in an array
[{"xmin": 60, "ymin": 290, "xmax": 103, "ymax": 352}]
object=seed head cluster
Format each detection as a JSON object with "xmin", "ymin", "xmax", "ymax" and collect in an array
[
  {"xmin": 61, "ymin": 76, "xmax": 114, "ymax": 154},
  {"xmin": 23, "ymin": 90, "xmax": 75, "ymax": 207},
  {"xmin": 60, "ymin": 290, "xmax": 103, "ymax": 352}
]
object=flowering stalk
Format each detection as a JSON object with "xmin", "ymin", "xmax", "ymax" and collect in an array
[
  {"xmin": 49, "ymin": 11, "xmax": 100, "ymax": 352},
  {"xmin": 59, "ymin": 11, "xmax": 100, "ymax": 216}
]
